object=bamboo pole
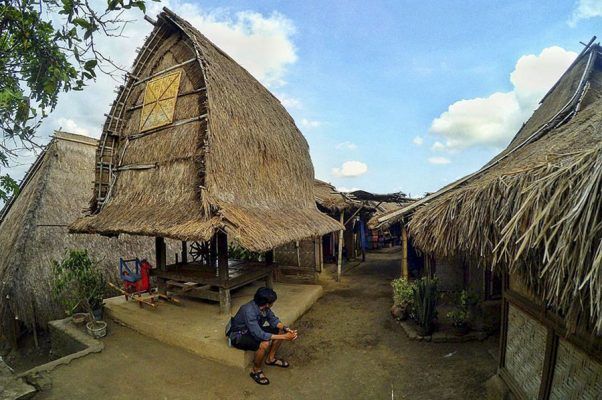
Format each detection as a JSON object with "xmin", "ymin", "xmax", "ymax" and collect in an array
[
  {"xmin": 401, "ymin": 225, "xmax": 408, "ymax": 279},
  {"xmin": 337, "ymin": 211, "xmax": 344, "ymax": 282}
]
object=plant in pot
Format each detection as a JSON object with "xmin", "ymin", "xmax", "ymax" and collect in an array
[
  {"xmin": 446, "ymin": 309, "xmax": 470, "ymax": 336},
  {"xmin": 52, "ymin": 250, "xmax": 107, "ymax": 338},
  {"xmin": 412, "ymin": 277, "xmax": 438, "ymax": 336},
  {"xmin": 391, "ymin": 278, "xmax": 414, "ymax": 320}
]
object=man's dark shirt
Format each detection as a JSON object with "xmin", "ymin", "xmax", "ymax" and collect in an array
[{"xmin": 230, "ymin": 300, "xmax": 280, "ymax": 341}]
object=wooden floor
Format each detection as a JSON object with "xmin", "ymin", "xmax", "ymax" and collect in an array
[
  {"xmin": 151, "ymin": 260, "xmax": 273, "ymax": 289},
  {"xmin": 151, "ymin": 260, "xmax": 274, "ymax": 312}
]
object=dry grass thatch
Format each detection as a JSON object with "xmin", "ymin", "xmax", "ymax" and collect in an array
[
  {"xmin": 0, "ymin": 132, "xmax": 171, "ymax": 336},
  {"xmin": 408, "ymin": 44, "xmax": 602, "ymax": 334},
  {"xmin": 313, "ymin": 179, "xmax": 357, "ymax": 212},
  {"xmin": 70, "ymin": 8, "xmax": 342, "ymax": 251}
]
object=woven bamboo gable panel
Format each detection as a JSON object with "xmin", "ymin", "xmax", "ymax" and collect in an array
[
  {"xmin": 549, "ymin": 339, "xmax": 602, "ymax": 400},
  {"xmin": 505, "ymin": 304, "xmax": 547, "ymax": 399},
  {"xmin": 139, "ymin": 70, "xmax": 182, "ymax": 132}
]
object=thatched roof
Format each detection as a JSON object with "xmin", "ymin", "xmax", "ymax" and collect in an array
[
  {"xmin": 367, "ymin": 202, "xmax": 410, "ymax": 230},
  {"xmin": 313, "ymin": 179, "xmax": 358, "ymax": 212},
  {"xmin": 70, "ymin": 8, "xmax": 342, "ymax": 251},
  {"xmin": 401, "ymin": 41, "xmax": 602, "ymax": 333},
  {"xmin": 0, "ymin": 132, "xmax": 164, "ymax": 335}
]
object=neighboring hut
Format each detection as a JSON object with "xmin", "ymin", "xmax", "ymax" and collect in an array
[
  {"xmin": 275, "ymin": 180, "xmax": 359, "ymax": 282},
  {"xmin": 71, "ymin": 8, "xmax": 342, "ymax": 312},
  {"xmin": 381, "ymin": 40, "xmax": 602, "ymax": 398},
  {"xmin": 0, "ymin": 132, "xmax": 167, "ymax": 343},
  {"xmin": 274, "ymin": 180, "xmax": 411, "ymax": 283}
]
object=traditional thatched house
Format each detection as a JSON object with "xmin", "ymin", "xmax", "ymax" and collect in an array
[
  {"xmin": 381, "ymin": 41, "xmax": 602, "ymax": 397},
  {"xmin": 0, "ymin": 132, "xmax": 167, "ymax": 343},
  {"xmin": 71, "ymin": 8, "xmax": 342, "ymax": 312}
]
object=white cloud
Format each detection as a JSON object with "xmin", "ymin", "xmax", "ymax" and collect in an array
[
  {"xmin": 569, "ymin": 0, "xmax": 602, "ymax": 26},
  {"xmin": 412, "ymin": 136, "xmax": 424, "ymax": 146},
  {"xmin": 300, "ymin": 118, "xmax": 322, "ymax": 129},
  {"xmin": 430, "ymin": 46, "xmax": 576, "ymax": 151},
  {"xmin": 336, "ymin": 141, "xmax": 358, "ymax": 150},
  {"xmin": 336, "ymin": 186, "xmax": 359, "ymax": 193},
  {"xmin": 274, "ymin": 92, "xmax": 302, "ymax": 110},
  {"xmin": 332, "ymin": 161, "xmax": 368, "ymax": 177},
  {"xmin": 428, "ymin": 157, "xmax": 451, "ymax": 165},
  {"xmin": 431, "ymin": 141, "xmax": 445, "ymax": 151},
  {"xmin": 56, "ymin": 117, "xmax": 90, "ymax": 136}
]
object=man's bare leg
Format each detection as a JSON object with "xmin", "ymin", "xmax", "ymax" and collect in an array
[
  {"xmin": 253, "ymin": 340, "xmax": 270, "ymax": 372},
  {"xmin": 267, "ymin": 339, "xmax": 283, "ymax": 362}
]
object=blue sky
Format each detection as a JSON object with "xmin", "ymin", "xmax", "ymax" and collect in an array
[{"xmin": 6, "ymin": 0, "xmax": 602, "ymax": 199}]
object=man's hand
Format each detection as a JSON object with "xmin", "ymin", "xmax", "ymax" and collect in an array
[{"xmin": 284, "ymin": 331, "xmax": 298, "ymax": 341}]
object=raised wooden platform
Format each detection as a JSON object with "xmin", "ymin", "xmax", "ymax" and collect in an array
[{"xmin": 151, "ymin": 260, "xmax": 274, "ymax": 313}]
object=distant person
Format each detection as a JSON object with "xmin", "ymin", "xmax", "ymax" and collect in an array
[{"xmin": 226, "ymin": 287, "xmax": 298, "ymax": 385}]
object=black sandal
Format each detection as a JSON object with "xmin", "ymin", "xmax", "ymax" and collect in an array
[
  {"xmin": 250, "ymin": 370, "xmax": 270, "ymax": 385},
  {"xmin": 266, "ymin": 358, "xmax": 290, "ymax": 368}
]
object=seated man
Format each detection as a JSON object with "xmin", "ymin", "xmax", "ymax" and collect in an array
[{"xmin": 228, "ymin": 287, "xmax": 298, "ymax": 385}]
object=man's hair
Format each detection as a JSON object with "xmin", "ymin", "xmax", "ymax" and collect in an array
[{"xmin": 254, "ymin": 287, "xmax": 277, "ymax": 306}]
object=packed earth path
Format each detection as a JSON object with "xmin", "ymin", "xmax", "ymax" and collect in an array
[{"xmin": 38, "ymin": 248, "xmax": 498, "ymax": 400}]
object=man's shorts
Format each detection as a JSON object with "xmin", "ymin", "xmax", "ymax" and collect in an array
[{"xmin": 231, "ymin": 326, "xmax": 280, "ymax": 351}]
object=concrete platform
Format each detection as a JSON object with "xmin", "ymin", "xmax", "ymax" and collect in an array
[{"xmin": 104, "ymin": 282, "xmax": 322, "ymax": 369}]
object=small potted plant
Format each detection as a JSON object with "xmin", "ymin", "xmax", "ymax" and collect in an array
[
  {"xmin": 391, "ymin": 278, "xmax": 415, "ymax": 320},
  {"xmin": 447, "ymin": 309, "xmax": 470, "ymax": 336},
  {"xmin": 52, "ymin": 250, "xmax": 108, "ymax": 338},
  {"xmin": 412, "ymin": 277, "xmax": 438, "ymax": 336}
]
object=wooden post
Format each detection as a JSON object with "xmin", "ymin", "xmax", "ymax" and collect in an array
[
  {"xmin": 319, "ymin": 238, "xmax": 324, "ymax": 272},
  {"xmin": 295, "ymin": 241, "xmax": 301, "ymax": 267},
  {"xmin": 155, "ymin": 237, "xmax": 166, "ymax": 271},
  {"xmin": 181, "ymin": 241, "xmax": 188, "ymax": 264},
  {"xmin": 401, "ymin": 225, "xmax": 408, "ymax": 279},
  {"xmin": 337, "ymin": 211, "xmax": 344, "ymax": 282},
  {"xmin": 210, "ymin": 235, "xmax": 217, "ymax": 267},
  {"xmin": 217, "ymin": 231, "xmax": 231, "ymax": 314}
]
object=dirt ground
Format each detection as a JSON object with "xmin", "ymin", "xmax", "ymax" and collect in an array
[{"xmin": 37, "ymin": 248, "xmax": 497, "ymax": 400}]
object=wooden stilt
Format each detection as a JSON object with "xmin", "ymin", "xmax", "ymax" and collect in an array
[
  {"xmin": 337, "ymin": 211, "xmax": 344, "ymax": 282},
  {"xmin": 181, "ymin": 241, "xmax": 188, "ymax": 264},
  {"xmin": 217, "ymin": 231, "xmax": 231, "ymax": 314},
  {"xmin": 401, "ymin": 225, "xmax": 409, "ymax": 279},
  {"xmin": 155, "ymin": 237, "xmax": 166, "ymax": 271},
  {"xmin": 295, "ymin": 241, "xmax": 301, "ymax": 267},
  {"xmin": 210, "ymin": 235, "xmax": 218, "ymax": 267}
]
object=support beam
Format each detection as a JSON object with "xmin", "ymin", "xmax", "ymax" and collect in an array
[
  {"xmin": 337, "ymin": 211, "xmax": 344, "ymax": 282},
  {"xmin": 155, "ymin": 237, "xmax": 166, "ymax": 271},
  {"xmin": 401, "ymin": 225, "xmax": 408, "ymax": 279},
  {"xmin": 210, "ymin": 235, "xmax": 218, "ymax": 267},
  {"xmin": 217, "ymin": 231, "xmax": 231, "ymax": 314},
  {"xmin": 181, "ymin": 241, "xmax": 188, "ymax": 264}
]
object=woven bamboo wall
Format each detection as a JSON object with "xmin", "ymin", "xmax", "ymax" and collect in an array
[
  {"xmin": 505, "ymin": 304, "xmax": 547, "ymax": 399},
  {"xmin": 275, "ymin": 238, "xmax": 317, "ymax": 268},
  {"xmin": 549, "ymin": 338, "xmax": 602, "ymax": 400}
]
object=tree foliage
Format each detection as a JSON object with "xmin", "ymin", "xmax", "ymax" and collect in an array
[{"xmin": 0, "ymin": 0, "xmax": 151, "ymax": 201}]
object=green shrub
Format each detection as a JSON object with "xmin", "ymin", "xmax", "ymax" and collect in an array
[
  {"xmin": 228, "ymin": 243, "xmax": 261, "ymax": 262},
  {"xmin": 51, "ymin": 250, "xmax": 106, "ymax": 316},
  {"xmin": 446, "ymin": 309, "xmax": 469, "ymax": 326},
  {"xmin": 391, "ymin": 277, "xmax": 415, "ymax": 306},
  {"xmin": 412, "ymin": 277, "xmax": 438, "ymax": 334}
]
